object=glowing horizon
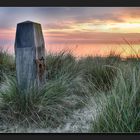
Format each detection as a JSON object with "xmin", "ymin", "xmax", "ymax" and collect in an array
[{"xmin": 0, "ymin": 7, "xmax": 140, "ymax": 57}]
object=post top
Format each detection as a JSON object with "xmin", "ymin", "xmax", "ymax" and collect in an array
[
  {"xmin": 17, "ymin": 20, "xmax": 41, "ymax": 25},
  {"xmin": 15, "ymin": 20, "xmax": 44, "ymax": 49}
]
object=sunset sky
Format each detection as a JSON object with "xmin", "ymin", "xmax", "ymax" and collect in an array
[{"xmin": 0, "ymin": 7, "xmax": 140, "ymax": 57}]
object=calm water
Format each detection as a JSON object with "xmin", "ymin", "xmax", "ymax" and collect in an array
[{"xmin": 2, "ymin": 43, "xmax": 140, "ymax": 58}]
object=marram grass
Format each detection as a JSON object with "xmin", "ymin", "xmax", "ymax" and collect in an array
[
  {"xmin": 0, "ymin": 50, "xmax": 140, "ymax": 132},
  {"xmin": 91, "ymin": 66, "xmax": 140, "ymax": 132}
]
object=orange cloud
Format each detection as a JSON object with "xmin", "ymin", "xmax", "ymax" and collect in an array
[
  {"xmin": 0, "ymin": 28, "xmax": 15, "ymax": 40},
  {"xmin": 44, "ymin": 31, "xmax": 140, "ymax": 45}
]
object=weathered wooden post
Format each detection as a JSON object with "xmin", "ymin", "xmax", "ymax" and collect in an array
[{"xmin": 15, "ymin": 21, "xmax": 46, "ymax": 92}]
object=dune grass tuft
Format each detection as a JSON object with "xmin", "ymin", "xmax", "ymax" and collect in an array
[
  {"xmin": 0, "ymin": 49, "xmax": 140, "ymax": 132},
  {"xmin": 91, "ymin": 65, "xmax": 140, "ymax": 132}
]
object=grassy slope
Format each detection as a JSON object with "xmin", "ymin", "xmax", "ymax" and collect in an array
[{"xmin": 0, "ymin": 50, "xmax": 140, "ymax": 132}]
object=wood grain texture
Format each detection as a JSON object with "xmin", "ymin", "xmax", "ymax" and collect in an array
[{"xmin": 15, "ymin": 21, "xmax": 46, "ymax": 92}]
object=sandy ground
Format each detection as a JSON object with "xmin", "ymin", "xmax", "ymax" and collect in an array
[{"xmin": 2, "ymin": 96, "xmax": 101, "ymax": 133}]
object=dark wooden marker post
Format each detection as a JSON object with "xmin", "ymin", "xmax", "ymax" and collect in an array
[{"xmin": 15, "ymin": 21, "xmax": 46, "ymax": 92}]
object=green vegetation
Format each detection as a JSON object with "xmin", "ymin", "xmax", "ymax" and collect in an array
[
  {"xmin": 0, "ymin": 49, "xmax": 15, "ymax": 82},
  {"xmin": 91, "ymin": 66, "xmax": 140, "ymax": 132},
  {"xmin": 0, "ymin": 49, "xmax": 140, "ymax": 132}
]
